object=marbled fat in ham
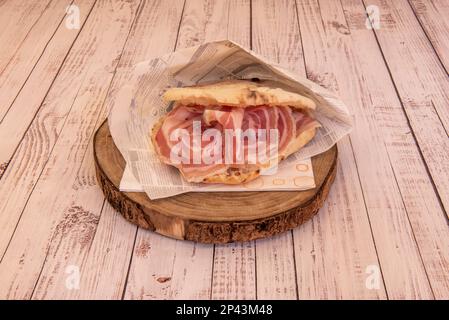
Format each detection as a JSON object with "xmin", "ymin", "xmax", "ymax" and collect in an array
[{"xmin": 153, "ymin": 104, "xmax": 318, "ymax": 182}]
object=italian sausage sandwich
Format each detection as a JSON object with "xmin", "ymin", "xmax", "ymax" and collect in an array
[{"xmin": 151, "ymin": 80, "xmax": 320, "ymax": 184}]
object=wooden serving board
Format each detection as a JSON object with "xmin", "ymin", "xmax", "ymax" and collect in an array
[{"xmin": 94, "ymin": 120, "xmax": 338, "ymax": 243}]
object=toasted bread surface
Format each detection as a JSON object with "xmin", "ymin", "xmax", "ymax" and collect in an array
[{"xmin": 163, "ymin": 80, "xmax": 316, "ymax": 110}]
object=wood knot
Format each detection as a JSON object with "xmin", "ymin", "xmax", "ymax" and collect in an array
[
  {"xmin": 156, "ymin": 276, "xmax": 171, "ymax": 283},
  {"xmin": 54, "ymin": 204, "xmax": 100, "ymax": 249},
  {"xmin": 135, "ymin": 240, "xmax": 151, "ymax": 258},
  {"xmin": 331, "ymin": 21, "xmax": 350, "ymax": 35},
  {"xmin": 0, "ymin": 161, "xmax": 9, "ymax": 179}
]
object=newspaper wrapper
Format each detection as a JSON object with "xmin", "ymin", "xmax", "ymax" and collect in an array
[{"xmin": 108, "ymin": 40, "xmax": 352, "ymax": 199}]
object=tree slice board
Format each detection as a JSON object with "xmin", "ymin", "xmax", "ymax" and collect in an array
[{"xmin": 94, "ymin": 120, "xmax": 337, "ymax": 243}]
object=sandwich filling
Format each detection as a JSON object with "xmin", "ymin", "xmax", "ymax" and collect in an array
[{"xmin": 153, "ymin": 104, "xmax": 319, "ymax": 182}]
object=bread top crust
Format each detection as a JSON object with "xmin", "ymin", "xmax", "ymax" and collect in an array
[{"xmin": 163, "ymin": 80, "xmax": 316, "ymax": 110}]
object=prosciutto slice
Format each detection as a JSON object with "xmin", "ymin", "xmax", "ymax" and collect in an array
[{"xmin": 153, "ymin": 104, "xmax": 318, "ymax": 182}]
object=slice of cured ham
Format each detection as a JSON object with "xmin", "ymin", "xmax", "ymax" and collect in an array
[{"xmin": 153, "ymin": 104, "xmax": 319, "ymax": 182}]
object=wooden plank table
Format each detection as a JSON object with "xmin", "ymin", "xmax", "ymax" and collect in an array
[{"xmin": 0, "ymin": 0, "xmax": 447, "ymax": 300}]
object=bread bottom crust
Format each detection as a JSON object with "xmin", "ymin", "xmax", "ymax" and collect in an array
[{"xmin": 200, "ymin": 126, "xmax": 317, "ymax": 184}]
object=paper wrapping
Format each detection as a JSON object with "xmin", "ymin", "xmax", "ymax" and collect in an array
[{"xmin": 108, "ymin": 40, "xmax": 352, "ymax": 199}]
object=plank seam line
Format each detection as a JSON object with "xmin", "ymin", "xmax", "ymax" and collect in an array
[
  {"xmin": 249, "ymin": 3, "xmax": 257, "ymax": 300},
  {"xmin": 383, "ymin": 141, "xmax": 436, "ymax": 299},
  {"xmin": 254, "ymin": 241, "xmax": 258, "ymax": 300},
  {"xmin": 209, "ymin": 244, "xmax": 216, "ymax": 299},
  {"xmin": 347, "ymin": 136, "xmax": 389, "ymax": 299},
  {"xmin": 225, "ymin": 0, "xmax": 231, "ymax": 40},
  {"xmin": 359, "ymin": 0, "xmax": 448, "ymax": 218},
  {"xmin": 315, "ymin": 0, "xmax": 329, "ymax": 36},
  {"xmin": 121, "ymin": 226, "xmax": 139, "ymax": 300},
  {"xmin": 431, "ymin": 99, "xmax": 449, "ymax": 138},
  {"xmin": 290, "ymin": 230, "xmax": 300, "ymax": 300},
  {"xmin": 249, "ymin": 0, "xmax": 253, "ymax": 49},
  {"xmin": 407, "ymin": 0, "xmax": 449, "ymax": 75},
  {"xmin": 0, "ymin": 0, "xmax": 52, "ymax": 77},
  {"xmin": 291, "ymin": 1, "xmax": 305, "ymax": 300},
  {"xmin": 0, "ymin": 0, "xmax": 75, "ymax": 124},
  {"xmin": 121, "ymin": 0, "xmax": 187, "ymax": 299},
  {"xmin": 173, "ymin": 0, "xmax": 187, "ymax": 51}
]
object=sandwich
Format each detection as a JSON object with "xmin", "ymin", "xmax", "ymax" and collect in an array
[{"xmin": 151, "ymin": 80, "xmax": 320, "ymax": 184}]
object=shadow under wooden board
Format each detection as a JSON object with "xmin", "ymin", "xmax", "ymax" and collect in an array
[{"xmin": 94, "ymin": 120, "xmax": 338, "ymax": 244}]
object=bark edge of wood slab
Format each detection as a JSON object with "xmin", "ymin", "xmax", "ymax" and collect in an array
[{"xmin": 94, "ymin": 120, "xmax": 337, "ymax": 244}]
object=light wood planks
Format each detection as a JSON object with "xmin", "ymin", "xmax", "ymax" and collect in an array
[
  {"xmin": 0, "ymin": 0, "xmax": 447, "ymax": 300},
  {"xmin": 295, "ymin": 0, "xmax": 434, "ymax": 299},
  {"xmin": 252, "ymin": 0, "xmax": 385, "ymax": 299},
  {"xmin": 341, "ymin": 0, "xmax": 449, "ymax": 299},
  {"xmin": 64, "ymin": 203, "xmax": 136, "ymax": 299},
  {"xmin": 409, "ymin": 0, "xmax": 449, "ymax": 72},
  {"xmin": 212, "ymin": 242, "xmax": 256, "ymax": 299},
  {"xmin": 362, "ymin": 0, "xmax": 449, "ymax": 216},
  {"xmin": 0, "ymin": 0, "xmax": 141, "ymax": 299},
  {"xmin": 0, "ymin": 0, "xmax": 101, "ymax": 259},
  {"xmin": 293, "ymin": 0, "xmax": 449, "ymax": 299},
  {"xmin": 32, "ymin": 0, "xmax": 188, "ymax": 300},
  {"xmin": 0, "ymin": 0, "xmax": 96, "ymax": 177},
  {"xmin": 0, "ymin": 0, "xmax": 51, "ymax": 74},
  {"xmin": 0, "ymin": 0, "xmax": 73, "ymax": 120}
]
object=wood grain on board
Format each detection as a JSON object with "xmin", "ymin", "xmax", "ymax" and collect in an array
[
  {"xmin": 0, "ymin": 0, "xmax": 73, "ymax": 120},
  {"xmin": 409, "ymin": 0, "xmax": 449, "ymax": 72},
  {"xmin": 0, "ymin": 0, "xmax": 51, "ymax": 74},
  {"xmin": 0, "ymin": 0, "xmax": 141, "ymax": 299},
  {"xmin": 0, "ymin": 0, "xmax": 95, "ymax": 176}
]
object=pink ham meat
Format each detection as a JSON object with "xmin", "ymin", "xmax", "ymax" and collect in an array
[
  {"xmin": 154, "ymin": 105, "xmax": 227, "ymax": 181},
  {"xmin": 154, "ymin": 104, "xmax": 318, "ymax": 182}
]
